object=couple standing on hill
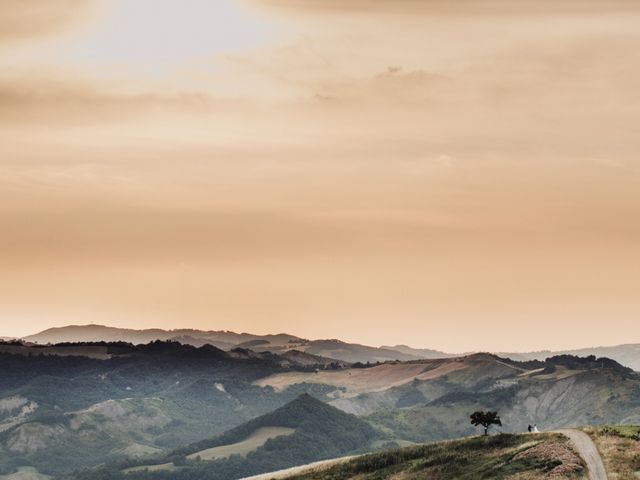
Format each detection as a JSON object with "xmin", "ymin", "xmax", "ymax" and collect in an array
[{"xmin": 527, "ymin": 424, "xmax": 540, "ymax": 433}]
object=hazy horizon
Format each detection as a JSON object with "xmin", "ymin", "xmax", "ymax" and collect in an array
[
  {"xmin": 2, "ymin": 321, "xmax": 638, "ymax": 355},
  {"xmin": 2, "ymin": 0, "xmax": 639, "ymax": 352}
]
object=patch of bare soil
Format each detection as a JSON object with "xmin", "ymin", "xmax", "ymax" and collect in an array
[{"xmin": 514, "ymin": 442, "xmax": 584, "ymax": 477}]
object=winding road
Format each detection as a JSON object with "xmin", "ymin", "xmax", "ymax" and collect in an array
[{"xmin": 558, "ymin": 429, "xmax": 608, "ymax": 480}]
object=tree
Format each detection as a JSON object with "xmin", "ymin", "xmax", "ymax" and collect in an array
[{"xmin": 470, "ymin": 411, "xmax": 502, "ymax": 436}]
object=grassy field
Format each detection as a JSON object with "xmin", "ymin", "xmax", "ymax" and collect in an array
[
  {"xmin": 584, "ymin": 425, "xmax": 640, "ymax": 480},
  {"xmin": 123, "ymin": 427, "xmax": 296, "ymax": 472},
  {"xmin": 283, "ymin": 433, "xmax": 585, "ymax": 480},
  {"xmin": 254, "ymin": 360, "xmax": 466, "ymax": 396},
  {"xmin": 186, "ymin": 427, "xmax": 295, "ymax": 461}
]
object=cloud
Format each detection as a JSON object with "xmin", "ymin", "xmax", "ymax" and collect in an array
[
  {"xmin": 0, "ymin": 77, "xmax": 243, "ymax": 124},
  {"xmin": 1, "ymin": 0, "xmax": 640, "ymax": 349},
  {"xmin": 311, "ymin": 66, "xmax": 447, "ymax": 105},
  {"xmin": 255, "ymin": 0, "xmax": 640, "ymax": 14},
  {"xmin": 0, "ymin": 0, "xmax": 94, "ymax": 43}
]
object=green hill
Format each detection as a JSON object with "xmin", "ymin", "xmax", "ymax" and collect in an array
[
  {"xmin": 74, "ymin": 394, "xmax": 379, "ymax": 480},
  {"xmin": 0, "ymin": 342, "xmax": 305, "ymax": 476}
]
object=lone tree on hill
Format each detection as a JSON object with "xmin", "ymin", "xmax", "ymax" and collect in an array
[{"xmin": 470, "ymin": 411, "xmax": 502, "ymax": 436}]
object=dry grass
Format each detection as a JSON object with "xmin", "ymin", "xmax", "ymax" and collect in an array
[
  {"xmin": 254, "ymin": 360, "xmax": 467, "ymax": 396},
  {"xmin": 505, "ymin": 473, "xmax": 562, "ymax": 480},
  {"xmin": 513, "ymin": 442, "xmax": 583, "ymax": 476},
  {"xmin": 530, "ymin": 366, "xmax": 585, "ymax": 381},
  {"xmin": 284, "ymin": 433, "xmax": 585, "ymax": 480},
  {"xmin": 585, "ymin": 427, "xmax": 640, "ymax": 480}
]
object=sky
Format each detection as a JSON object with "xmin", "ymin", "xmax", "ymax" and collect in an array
[{"xmin": 1, "ymin": 0, "xmax": 639, "ymax": 352}]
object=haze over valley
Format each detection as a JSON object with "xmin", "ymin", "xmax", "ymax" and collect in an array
[{"xmin": 1, "ymin": 327, "xmax": 639, "ymax": 479}]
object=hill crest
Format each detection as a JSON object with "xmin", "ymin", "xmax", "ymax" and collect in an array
[{"xmin": 16, "ymin": 324, "xmax": 640, "ymax": 370}]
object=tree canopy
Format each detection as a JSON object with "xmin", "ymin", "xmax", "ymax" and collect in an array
[{"xmin": 470, "ymin": 411, "xmax": 502, "ymax": 436}]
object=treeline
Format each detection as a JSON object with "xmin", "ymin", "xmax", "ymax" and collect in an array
[{"xmin": 543, "ymin": 355, "xmax": 633, "ymax": 376}]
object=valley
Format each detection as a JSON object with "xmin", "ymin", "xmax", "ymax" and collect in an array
[{"xmin": 0, "ymin": 337, "xmax": 638, "ymax": 479}]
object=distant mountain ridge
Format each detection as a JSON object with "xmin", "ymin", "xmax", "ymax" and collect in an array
[
  {"xmin": 16, "ymin": 324, "xmax": 640, "ymax": 370},
  {"xmin": 21, "ymin": 325, "xmax": 301, "ymax": 352},
  {"xmin": 19, "ymin": 325, "xmax": 431, "ymax": 363},
  {"xmin": 386, "ymin": 343, "xmax": 640, "ymax": 371}
]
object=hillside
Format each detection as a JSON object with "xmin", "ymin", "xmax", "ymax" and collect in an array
[
  {"xmin": 364, "ymin": 355, "xmax": 640, "ymax": 443},
  {"xmin": 71, "ymin": 394, "xmax": 378, "ymax": 480},
  {"xmin": 271, "ymin": 433, "xmax": 585, "ymax": 480},
  {"xmin": 0, "ymin": 342, "xmax": 311, "ymax": 477},
  {"xmin": 257, "ymin": 353, "xmax": 640, "ymax": 439},
  {"xmin": 1, "ymin": 342, "xmax": 639, "ymax": 479},
  {"xmin": 499, "ymin": 344, "xmax": 640, "ymax": 372}
]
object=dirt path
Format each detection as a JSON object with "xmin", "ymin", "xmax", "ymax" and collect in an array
[
  {"xmin": 557, "ymin": 429, "xmax": 608, "ymax": 480},
  {"xmin": 238, "ymin": 456, "xmax": 355, "ymax": 480}
]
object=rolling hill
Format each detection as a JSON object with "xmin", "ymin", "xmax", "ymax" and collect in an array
[
  {"xmin": 72, "ymin": 394, "xmax": 379, "ymax": 480},
  {"xmin": 20, "ymin": 325, "xmax": 300, "ymax": 353},
  {"xmin": 1, "ymin": 340, "xmax": 639, "ymax": 479},
  {"xmin": 498, "ymin": 344, "xmax": 640, "ymax": 372},
  {"xmin": 17, "ymin": 324, "xmax": 640, "ymax": 370},
  {"xmin": 0, "ymin": 342, "xmax": 304, "ymax": 476},
  {"xmin": 261, "ymin": 426, "xmax": 640, "ymax": 480},
  {"xmin": 20, "ymin": 325, "xmax": 423, "ymax": 363},
  {"xmin": 256, "ymin": 353, "xmax": 640, "ymax": 438}
]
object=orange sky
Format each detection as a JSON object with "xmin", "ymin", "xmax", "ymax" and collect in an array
[{"xmin": 1, "ymin": 0, "xmax": 639, "ymax": 351}]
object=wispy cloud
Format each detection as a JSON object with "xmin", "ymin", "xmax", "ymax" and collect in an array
[
  {"xmin": 0, "ymin": 0, "xmax": 639, "ymax": 349},
  {"xmin": 0, "ymin": 0, "xmax": 94, "ymax": 43},
  {"xmin": 254, "ymin": 0, "xmax": 640, "ymax": 14}
]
